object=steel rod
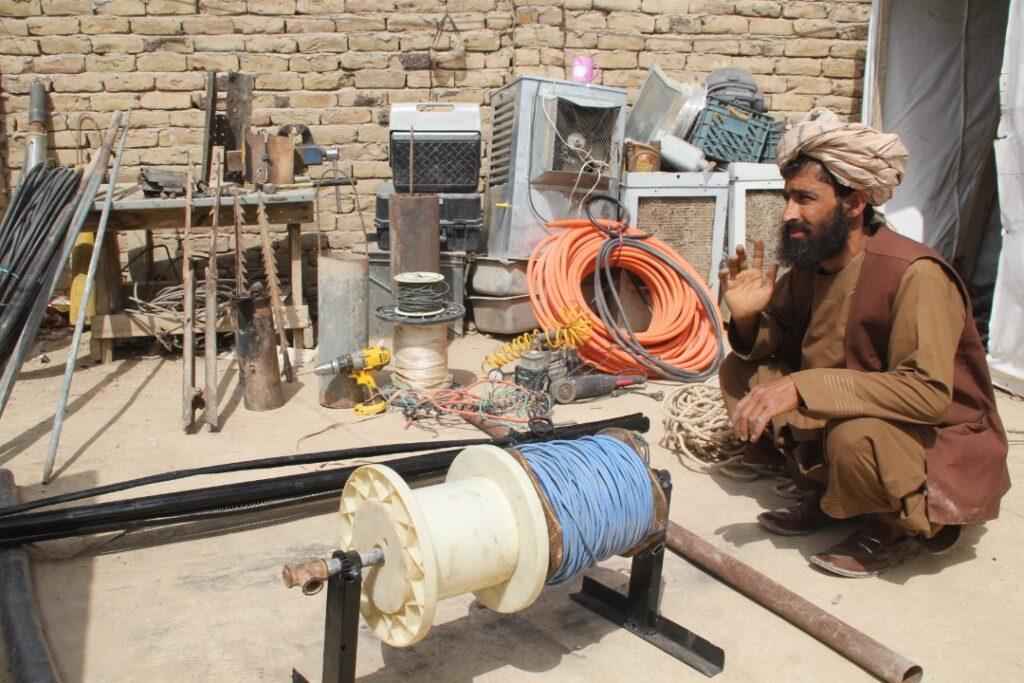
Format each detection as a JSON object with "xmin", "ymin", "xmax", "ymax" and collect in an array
[
  {"xmin": 665, "ymin": 521, "xmax": 922, "ymax": 683},
  {"xmin": 42, "ymin": 112, "xmax": 132, "ymax": 484}
]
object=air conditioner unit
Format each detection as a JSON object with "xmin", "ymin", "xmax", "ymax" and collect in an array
[{"xmin": 484, "ymin": 77, "xmax": 627, "ymax": 261}]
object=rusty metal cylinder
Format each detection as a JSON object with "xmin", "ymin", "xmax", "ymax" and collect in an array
[
  {"xmin": 318, "ymin": 252, "xmax": 368, "ymax": 408},
  {"xmin": 230, "ymin": 291, "xmax": 285, "ymax": 412},
  {"xmin": 388, "ymin": 194, "xmax": 440, "ymax": 295}
]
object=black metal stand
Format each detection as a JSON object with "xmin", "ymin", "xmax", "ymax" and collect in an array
[
  {"xmin": 570, "ymin": 471, "xmax": 725, "ymax": 677},
  {"xmin": 321, "ymin": 550, "xmax": 363, "ymax": 683}
]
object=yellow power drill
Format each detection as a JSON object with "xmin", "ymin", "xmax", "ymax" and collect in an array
[{"xmin": 313, "ymin": 346, "xmax": 391, "ymax": 415}]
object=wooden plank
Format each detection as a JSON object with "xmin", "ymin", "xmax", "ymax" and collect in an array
[
  {"xmin": 91, "ymin": 306, "xmax": 309, "ymax": 339},
  {"xmin": 83, "ymin": 201, "xmax": 313, "ymax": 231}
]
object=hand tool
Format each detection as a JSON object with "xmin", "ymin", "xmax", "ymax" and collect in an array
[
  {"xmin": 613, "ymin": 388, "xmax": 665, "ymax": 402},
  {"xmin": 261, "ymin": 178, "xmax": 357, "ymax": 194},
  {"xmin": 256, "ymin": 192, "xmax": 295, "ymax": 382},
  {"xmin": 549, "ymin": 374, "xmax": 645, "ymax": 404},
  {"xmin": 313, "ymin": 346, "xmax": 391, "ymax": 415}
]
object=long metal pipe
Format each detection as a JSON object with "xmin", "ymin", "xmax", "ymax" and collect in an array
[
  {"xmin": 0, "ymin": 470, "xmax": 61, "ymax": 683},
  {"xmin": 42, "ymin": 111, "xmax": 132, "ymax": 484},
  {"xmin": 665, "ymin": 521, "xmax": 922, "ymax": 683},
  {"xmin": 0, "ymin": 112, "xmax": 123, "ymax": 420}
]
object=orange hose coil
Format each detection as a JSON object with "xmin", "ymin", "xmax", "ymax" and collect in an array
[{"xmin": 527, "ymin": 219, "xmax": 723, "ymax": 377}]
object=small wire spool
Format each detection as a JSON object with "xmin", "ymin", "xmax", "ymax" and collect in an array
[
  {"xmin": 394, "ymin": 272, "xmax": 448, "ymax": 318},
  {"xmin": 338, "ymin": 433, "xmax": 662, "ymax": 648}
]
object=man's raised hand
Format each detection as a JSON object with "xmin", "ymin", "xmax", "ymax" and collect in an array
[{"xmin": 719, "ymin": 240, "xmax": 779, "ymax": 327}]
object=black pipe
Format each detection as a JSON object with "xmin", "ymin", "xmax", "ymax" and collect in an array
[
  {"xmin": 0, "ymin": 413, "xmax": 650, "ymax": 517},
  {"xmin": 0, "ymin": 414, "xmax": 649, "ymax": 546},
  {"xmin": 0, "ymin": 470, "xmax": 62, "ymax": 683}
]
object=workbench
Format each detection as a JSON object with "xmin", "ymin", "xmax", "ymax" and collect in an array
[{"xmin": 84, "ymin": 188, "xmax": 315, "ymax": 363}]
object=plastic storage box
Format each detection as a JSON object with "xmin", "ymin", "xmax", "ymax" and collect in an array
[{"xmin": 689, "ymin": 96, "xmax": 773, "ymax": 164}]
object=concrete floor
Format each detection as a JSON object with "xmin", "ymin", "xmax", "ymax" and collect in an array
[{"xmin": 0, "ymin": 332, "xmax": 1021, "ymax": 682}]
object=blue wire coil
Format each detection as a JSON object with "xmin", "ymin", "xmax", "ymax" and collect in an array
[{"xmin": 518, "ymin": 435, "xmax": 655, "ymax": 585}]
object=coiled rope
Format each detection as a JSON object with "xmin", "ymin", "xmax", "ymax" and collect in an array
[
  {"xmin": 527, "ymin": 195, "xmax": 724, "ymax": 381},
  {"xmin": 518, "ymin": 435, "xmax": 654, "ymax": 585},
  {"xmin": 661, "ymin": 382, "xmax": 801, "ymax": 498}
]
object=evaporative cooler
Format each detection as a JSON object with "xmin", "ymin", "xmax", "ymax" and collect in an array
[
  {"xmin": 619, "ymin": 172, "xmax": 730, "ymax": 298},
  {"xmin": 484, "ymin": 77, "xmax": 628, "ymax": 260}
]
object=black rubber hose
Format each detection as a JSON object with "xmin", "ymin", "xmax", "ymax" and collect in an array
[
  {"xmin": 0, "ymin": 412, "xmax": 650, "ymax": 517},
  {"xmin": 0, "ymin": 414, "xmax": 650, "ymax": 545},
  {"xmin": 0, "ymin": 470, "xmax": 62, "ymax": 683}
]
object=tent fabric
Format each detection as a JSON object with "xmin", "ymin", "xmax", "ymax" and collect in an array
[
  {"xmin": 988, "ymin": 0, "xmax": 1024, "ymax": 397},
  {"xmin": 880, "ymin": 0, "xmax": 1010, "ymax": 259}
]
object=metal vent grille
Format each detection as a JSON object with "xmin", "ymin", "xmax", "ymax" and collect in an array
[
  {"xmin": 745, "ymin": 190, "xmax": 785, "ymax": 263},
  {"xmin": 488, "ymin": 92, "xmax": 516, "ymax": 187},
  {"xmin": 552, "ymin": 98, "xmax": 618, "ymax": 174},
  {"xmin": 638, "ymin": 195, "xmax": 717, "ymax": 286},
  {"xmin": 390, "ymin": 135, "xmax": 481, "ymax": 193}
]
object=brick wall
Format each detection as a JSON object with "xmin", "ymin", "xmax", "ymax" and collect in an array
[{"xmin": 0, "ymin": 0, "xmax": 869, "ymax": 263}]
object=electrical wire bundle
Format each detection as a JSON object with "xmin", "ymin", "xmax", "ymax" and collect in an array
[
  {"xmin": 0, "ymin": 161, "xmax": 83, "ymax": 362},
  {"xmin": 518, "ymin": 435, "xmax": 655, "ymax": 585},
  {"xmin": 382, "ymin": 379, "xmax": 553, "ymax": 430},
  {"xmin": 123, "ymin": 279, "xmax": 236, "ymax": 351},
  {"xmin": 527, "ymin": 195, "xmax": 724, "ymax": 382}
]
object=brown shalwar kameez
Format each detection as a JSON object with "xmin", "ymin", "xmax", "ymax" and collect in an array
[{"xmin": 719, "ymin": 248, "xmax": 965, "ymax": 536}]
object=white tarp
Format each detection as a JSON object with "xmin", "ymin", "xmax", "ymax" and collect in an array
[
  {"xmin": 988, "ymin": 0, "xmax": 1024, "ymax": 397},
  {"xmin": 880, "ymin": 0, "xmax": 1009, "ymax": 258}
]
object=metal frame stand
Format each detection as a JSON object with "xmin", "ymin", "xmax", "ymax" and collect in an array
[
  {"xmin": 570, "ymin": 471, "xmax": 726, "ymax": 677},
  {"xmin": 321, "ymin": 550, "xmax": 363, "ymax": 683}
]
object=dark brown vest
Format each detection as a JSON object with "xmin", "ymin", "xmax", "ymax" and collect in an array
[{"xmin": 793, "ymin": 226, "xmax": 1010, "ymax": 525}]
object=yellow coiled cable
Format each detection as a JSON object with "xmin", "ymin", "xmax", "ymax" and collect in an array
[{"xmin": 482, "ymin": 307, "xmax": 591, "ymax": 372}]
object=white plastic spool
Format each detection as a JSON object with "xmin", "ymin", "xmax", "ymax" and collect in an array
[{"xmin": 339, "ymin": 445, "xmax": 549, "ymax": 647}]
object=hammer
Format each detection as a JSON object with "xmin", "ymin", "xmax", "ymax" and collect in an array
[{"xmin": 261, "ymin": 178, "xmax": 357, "ymax": 194}]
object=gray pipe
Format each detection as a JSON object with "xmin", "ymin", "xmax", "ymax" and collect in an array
[
  {"xmin": 317, "ymin": 253, "xmax": 368, "ymax": 408},
  {"xmin": 21, "ymin": 82, "xmax": 48, "ymax": 173}
]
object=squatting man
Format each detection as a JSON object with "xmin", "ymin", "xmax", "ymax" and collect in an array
[{"xmin": 717, "ymin": 116, "xmax": 1010, "ymax": 577}]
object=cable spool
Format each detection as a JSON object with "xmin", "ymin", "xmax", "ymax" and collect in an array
[
  {"xmin": 338, "ymin": 432, "xmax": 664, "ymax": 647},
  {"xmin": 376, "ymin": 271, "xmax": 465, "ymax": 392},
  {"xmin": 394, "ymin": 272, "xmax": 449, "ymax": 317},
  {"xmin": 392, "ymin": 323, "xmax": 451, "ymax": 391}
]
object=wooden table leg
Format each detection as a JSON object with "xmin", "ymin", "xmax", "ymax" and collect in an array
[
  {"xmin": 287, "ymin": 222, "xmax": 311, "ymax": 349},
  {"xmin": 89, "ymin": 233, "xmax": 123, "ymax": 364}
]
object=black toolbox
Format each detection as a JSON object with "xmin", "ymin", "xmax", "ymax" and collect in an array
[{"xmin": 371, "ymin": 181, "xmax": 483, "ymax": 253}]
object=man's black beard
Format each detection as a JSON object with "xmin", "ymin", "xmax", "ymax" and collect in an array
[{"xmin": 777, "ymin": 208, "xmax": 855, "ymax": 269}]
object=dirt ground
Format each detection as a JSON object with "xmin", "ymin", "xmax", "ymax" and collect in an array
[{"xmin": 0, "ymin": 331, "xmax": 1021, "ymax": 682}]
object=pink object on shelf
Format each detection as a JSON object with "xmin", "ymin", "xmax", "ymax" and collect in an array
[{"xmin": 570, "ymin": 56, "xmax": 600, "ymax": 84}]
